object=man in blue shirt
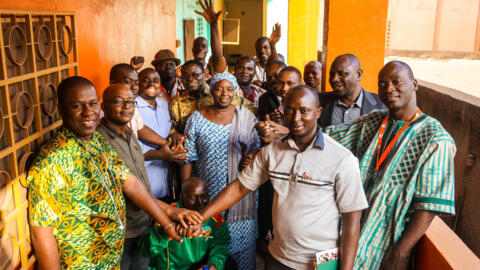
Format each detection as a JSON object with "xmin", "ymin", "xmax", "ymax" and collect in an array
[{"xmin": 136, "ymin": 72, "xmax": 173, "ymax": 201}]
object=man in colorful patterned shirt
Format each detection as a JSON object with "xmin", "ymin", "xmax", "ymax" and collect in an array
[{"xmin": 27, "ymin": 76, "xmax": 202, "ymax": 269}]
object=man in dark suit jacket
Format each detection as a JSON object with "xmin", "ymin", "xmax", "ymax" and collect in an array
[{"xmin": 318, "ymin": 54, "xmax": 385, "ymax": 128}]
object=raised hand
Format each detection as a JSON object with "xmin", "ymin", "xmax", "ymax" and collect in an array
[
  {"xmin": 130, "ymin": 56, "xmax": 144, "ymax": 71},
  {"xmin": 194, "ymin": 0, "xmax": 222, "ymax": 24},
  {"xmin": 269, "ymin": 23, "xmax": 281, "ymax": 45}
]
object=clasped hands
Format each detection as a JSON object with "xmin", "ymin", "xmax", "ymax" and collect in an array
[
  {"xmin": 144, "ymin": 132, "xmax": 188, "ymax": 163},
  {"xmin": 164, "ymin": 206, "xmax": 205, "ymax": 242}
]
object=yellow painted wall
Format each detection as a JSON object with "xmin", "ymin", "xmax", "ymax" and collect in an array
[
  {"xmin": 324, "ymin": 0, "xmax": 389, "ymax": 92},
  {"xmin": 224, "ymin": 0, "xmax": 263, "ymax": 60},
  {"xmin": 287, "ymin": 0, "xmax": 320, "ymax": 73}
]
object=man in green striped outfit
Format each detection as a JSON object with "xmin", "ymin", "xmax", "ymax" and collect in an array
[{"xmin": 324, "ymin": 61, "xmax": 456, "ymax": 269}]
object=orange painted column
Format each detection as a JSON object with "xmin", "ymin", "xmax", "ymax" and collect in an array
[{"xmin": 324, "ymin": 0, "xmax": 389, "ymax": 93}]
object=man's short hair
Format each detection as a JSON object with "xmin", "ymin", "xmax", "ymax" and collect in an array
[
  {"xmin": 383, "ymin": 60, "xmax": 415, "ymax": 80},
  {"xmin": 57, "ymin": 76, "xmax": 95, "ymax": 106},
  {"xmin": 182, "ymin": 60, "xmax": 205, "ymax": 73},
  {"xmin": 109, "ymin": 63, "xmax": 135, "ymax": 81},
  {"xmin": 235, "ymin": 56, "xmax": 256, "ymax": 67},
  {"xmin": 255, "ymin": 36, "xmax": 269, "ymax": 47},
  {"xmin": 266, "ymin": 60, "xmax": 287, "ymax": 70},
  {"xmin": 279, "ymin": 66, "xmax": 302, "ymax": 80},
  {"xmin": 288, "ymin": 84, "xmax": 320, "ymax": 108},
  {"xmin": 138, "ymin": 67, "xmax": 157, "ymax": 78},
  {"xmin": 334, "ymin": 54, "xmax": 361, "ymax": 69}
]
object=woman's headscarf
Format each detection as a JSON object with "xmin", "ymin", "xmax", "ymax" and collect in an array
[{"xmin": 209, "ymin": 73, "xmax": 239, "ymax": 92}]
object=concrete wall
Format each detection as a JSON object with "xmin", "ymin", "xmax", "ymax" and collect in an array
[
  {"xmin": 436, "ymin": 0, "xmax": 479, "ymax": 52},
  {"xmin": 388, "ymin": 0, "xmax": 480, "ymax": 52},
  {"xmin": 417, "ymin": 80, "xmax": 480, "ymax": 257},
  {"xmin": 387, "ymin": 0, "xmax": 436, "ymax": 51},
  {"xmin": 224, "ymin": 0, "xmax": 263, "ymax": 63},
  {"xmin": 0, "ymin": 0, "xmax": 177, "ymax": 95}
]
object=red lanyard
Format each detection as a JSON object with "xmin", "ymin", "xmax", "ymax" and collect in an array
[
  {"xmin": 375, "ymin": 109, "xmax": 422, "ymax": 171},
  {"xmin": 159, "ymin": 85, "xmax": 173, "ymax": 102}
]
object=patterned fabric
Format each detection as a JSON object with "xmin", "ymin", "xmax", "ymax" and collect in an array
[
  {"xmin": 209, "ymin": 73, "xmax": 239, "ymax": 91},
  {"xmin": 226, "ymin": 106, "xmax": 261, "ymax": 222},
  {"xmin": 169, "ymin": 92, "xmax": 256, "ymax": 134},
  {"xmin": 159, "ymin": 77, "xmax": 184, "ymax": 103},
  {"xmin": 325, "ymin": 110, "xmax": 456, "ymax": 270},
  {"xmin": 241, "ymin": 84, "xmax": 267, "ymax": 109},
  {"xmin": 27, "ymin": 127, "xmax": 131, "ymax": 269},
  {"xmin": 183, "ymin": 111, "xmax": 258, "ymax": 270}
]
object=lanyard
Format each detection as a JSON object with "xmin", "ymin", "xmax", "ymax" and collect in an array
[
  {"xmin": 375, "ymin": 109, "xmax": 421, "ymax": 171},
  {"xmin": 159, "ymin": 85, "xmax": 173, "ymax": 102}
]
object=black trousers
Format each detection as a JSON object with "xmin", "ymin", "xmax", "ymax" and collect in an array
[
  {"xmin": 120, "ymin": 236, "xmax": 149, "ymax": 270},
  {"xmin": 265, "ymin": 251, "xmax": 295, "ymax": 270}
]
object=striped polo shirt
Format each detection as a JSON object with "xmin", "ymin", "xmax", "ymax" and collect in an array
[{"xmin": 239, "ymin": 131, "xmax": 368, "ymax": 270}]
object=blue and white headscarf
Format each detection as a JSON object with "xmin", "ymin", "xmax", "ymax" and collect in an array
[{"xmin": 209, "ymin": 73, "xmax": 239, "ymax": 91}]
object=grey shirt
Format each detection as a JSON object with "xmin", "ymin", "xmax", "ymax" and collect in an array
[
  {"xmin": 331, "ymin": 90, "xmax": 364, "ymax": 125},
  {"xmin": 239, "ymin": 131, "xmax": 368, "ymax": 269},
  {"xmin": 97, "ymin": 119, "xmax": 153, "ymax": 238}
]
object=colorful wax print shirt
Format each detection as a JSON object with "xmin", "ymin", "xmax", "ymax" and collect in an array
[
  {"xmin": 169, "ymin": 91, "xmax": 256, "ymax": 134},
  {"xmin": 27, "ymin": 127, "xmax": 131, "ymax": 269},
  {"xmin": 139, "ymin": 202, "xmax": 230, "ymax": 270},
  {"xmin": 325, "ymin": 110, "xmax": 456, "ymax": 270}
]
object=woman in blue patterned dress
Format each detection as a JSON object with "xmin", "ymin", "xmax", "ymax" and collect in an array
[{"xmin": 181, "ymin": 73, "xmax": 260, "ymax": 270}]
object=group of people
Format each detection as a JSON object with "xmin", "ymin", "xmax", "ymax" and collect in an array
[{"xmin": 26, "ymin": 1, "xmax": 456, "ymax": 270}]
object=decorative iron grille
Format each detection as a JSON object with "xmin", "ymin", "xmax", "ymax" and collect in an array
[{"xmin": 0, "ymin": 9, "xmax": 78, "ymax": 269}]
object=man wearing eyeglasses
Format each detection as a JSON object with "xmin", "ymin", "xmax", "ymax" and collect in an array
[
  {"xmin": 97, "ymin": 84, "xmax": 152, "ymax": 270},
  {"xmin": 169, "ymin": 60, "xmax": 254, "ymax": 135}
]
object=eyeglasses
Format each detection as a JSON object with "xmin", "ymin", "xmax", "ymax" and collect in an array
[
  {"xmin": 181, "ymin": 72, "xmax": 204, "ymax": 81},
  {"xmin": 104, "ymin": 99, "xmax": 137, "ymax": 107}
]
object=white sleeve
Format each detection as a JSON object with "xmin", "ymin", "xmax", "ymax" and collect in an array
[{"xmin": 335, "ymin": 154, "xmax": 369, "ymax": 213}]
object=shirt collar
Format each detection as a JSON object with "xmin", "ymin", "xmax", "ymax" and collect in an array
[
  {"xmin": 286, "ymin": 128, "xmax": 325, "ymax": 151},
  {"xmin": 337, "ymin": 89, "xmax": 363, "ymax": 109},
  {"xmin": 99, "ymin": 118, "xmax": 132, "ymax": 140},
  {"xmin": 136, "ymin": 95, "xmax": 158, "ymax": 109}
]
